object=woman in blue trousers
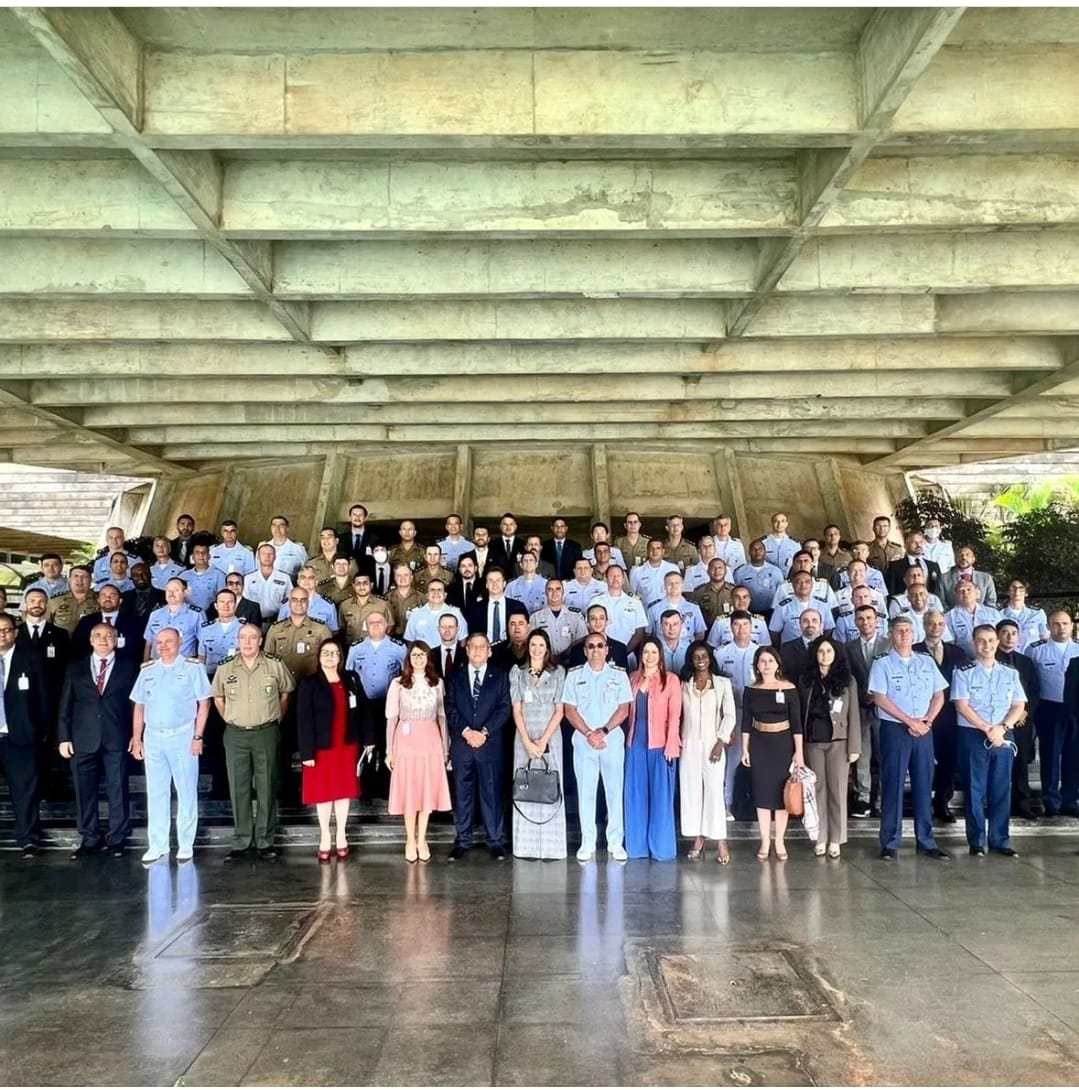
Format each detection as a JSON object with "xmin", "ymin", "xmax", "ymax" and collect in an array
[{"xmin": 625, "ymin": 636, "xmax": 683, "ymax": 860}]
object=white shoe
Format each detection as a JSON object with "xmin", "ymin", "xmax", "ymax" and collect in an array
[
  {"xmin": 725, "ymin": 809, "xmax": 735, "ymax": 822},
  {"xmin": 576, "ymin": 846, "xmax": 595, "ymax": 862},
  {"xmin": 141, "ymin": 849, "xmax": 167, "ymax": 864},
  {"xmin": 827, "ymin": 843, "xmax": 841, "ymax": 859},
  {"xmin": 814, "ymin": 843, "xmax": 826, "ymax": 857},
  {"xmin": 609, "ymin": 845, "xmax": 628, "ymax": 862},
  {"xmin": 176, "ymin": 849, "xmax": 194, "ymax": 863}
]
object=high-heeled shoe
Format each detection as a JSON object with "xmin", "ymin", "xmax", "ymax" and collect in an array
[
  {"xmin": 336, "ymin": 846, "xmax": 349, "ymax": 859},
  {"xmin": 317, "ymin": 849, "xmax": 332, "ymax": 863},
  {"xmin": 775, "ymin": 844, "xmax": 789, "ymax": 862},
  {"xmin": 404, "ymin": 846, "xmax": 418, "ymax": 863},
  {"xmin": 417, "ymin": 843, "xmax": 431, "ymax": 863}
]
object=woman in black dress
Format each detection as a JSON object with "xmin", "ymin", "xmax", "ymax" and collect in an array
[{"xmin": 741, "ymin": 646, "xmax": 805, "ymax": 861}]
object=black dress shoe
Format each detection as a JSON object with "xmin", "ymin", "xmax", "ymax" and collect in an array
[
  {"xmin": 70, "ymin": 843, "xmax": 104, "ymax": 860},
  {"xmin": 934, "ymin": 809, "xmax": 957, "ymax": 824},
  {"xmin": 488, "ymin": 846, "xmax": 507, "ymax": 861},
  {"xmin": 1061, "ymin": 806, "xmax": 1079, "ymax": 818},
  {"xmin": 447, "ymin": 845, "xmax": 469, "ymax": 861},
  {"xmin": 968, "ymin": 846, "xmax": 986, "ymax": 857},
  {"xmin": 1014, "ymin": 807, "xmax": 1039, "ymax": 821},
  {"xmin": 879, "ymin": 848, "xmax": 897, "ymax": 861},
  {"xmin": 850, "ymin": 800, "xmax": 870, "ymax": 817},
  {"xmin": 110, "ymin": 846, "xmax": 125, "ymax": 859},
  {"xmin": 224, "ymin": 848, "xmax": 252, "ymax": 862},
  {"xmin": 1044, "ymin": 807, "xmax": 1061, "ymax": 818},
  {"xmin": 990, "ymin": 846, "xmax": 1019, "ymax": 858},
  {"xmin": 869, "ymin": 806, "xmax": 881, "ymax": 819},
  {"xmin": 917, "ymin": 846, "xmax": 952, "ymax": 861},
  {"xmin": 258, "ymin": 847, "xmax": 279, "ymax": 860},
  {"xmin": 21, "ymin": 844, "xmax": 39, "ymax": 859}
]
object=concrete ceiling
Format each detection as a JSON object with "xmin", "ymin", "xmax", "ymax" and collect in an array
[{"xmin": 1, "ymin": 6, "xmax": 1079, "ymax": 479}]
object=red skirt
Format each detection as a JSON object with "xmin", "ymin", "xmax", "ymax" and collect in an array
[{"xmin": 302, "ymin": 681, "xmax": 361, "ymax": 805}]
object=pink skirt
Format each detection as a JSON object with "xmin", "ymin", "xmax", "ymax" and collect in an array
[{"xmin": 388, "ymin": 718, "xmax": 452, "ymax": 814}]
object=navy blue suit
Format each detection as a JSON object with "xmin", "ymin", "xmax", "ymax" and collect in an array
[
  {"xmin": 446, "ymin": 664, "xmax": 511, "ymax": 850},
  {"xmin": 915, "ymin": 640, "xmax": 971, "ymax": 813},
  {"xmin": 71, "ymin": 612, "xmax": 144, "ymax": 663},
  {"xmin": 0, "ymin": 646, "xmax": 49, "ymax": 847}
]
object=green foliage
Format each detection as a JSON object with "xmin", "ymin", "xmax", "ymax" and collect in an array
[
  {"xmin": 1001, "ymin": 503, "xmax": 1079, "ymax": 595},
  {"xmin": 990, "ymin": 477, "xmax": 1079, "ymax": 519}
]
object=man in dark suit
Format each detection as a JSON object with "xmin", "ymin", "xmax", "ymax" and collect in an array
[
  {"xmin": 997, "ymin": 619, "xmax": 1041, "ymax": 819},
  {"xmin": 886, "ymin": 532, "xmax": 942, "ymax": 597},
  {"xmin": 71, "ymin": 584, "xmax": 143, "ymax": 662},
  {"xmin": 18, "ymin": 588, "xmax": 70, "ymax": 798},
  {"xmin": 779, "ymin": 610, "xmax": 825, "ymax": 682},
  {"xmin": 57, "ymin": 623, "xmax": 140, "ymax": 858},
  {"xmin": 342, "ymin": 503, "xmax": 378, "ymax": 564},
  {"xmin": 464, "ymin": 569, "xmax": 527, "ymax": 645},
  {"xmin": 0, "ymin": 613, "xmax": 49, "ymax": 856},
  {"xmin": 916, "ymin": 610, "xmax": 971, "ymax": 822},
  {"xmin": 445, "ymin": 633, "xmax": 512, "ymax": 861},
  {"xmin": 541, "ymin": 516, "xmax": 583, "ymax": 581},
  {"xmin": 447, "ymin": 554, "xmax": 485, "ymax": 612},
  {"xmin": 126, "ymin": 563, "xmax": 166, "ymax": 621},
  {"xmin": 486, "ymin": 513, "xmax": 524, "ymax": 576},
  {"xmin": 846, "ymin": 607, "xmax": 892, "ymax": 817},
  {"xmin": 170, "ymin": 514, "xmax": 197, "ymax": 567}
]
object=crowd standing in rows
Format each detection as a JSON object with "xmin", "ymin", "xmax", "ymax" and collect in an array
[{"xmin": 1, "ymin": 503, "xmax": 1070, "ymax": 869}]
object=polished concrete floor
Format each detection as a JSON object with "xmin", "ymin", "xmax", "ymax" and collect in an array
[{"xmin": 2, "ymin": 838, "xmax": 1079, "ymax": 1087}]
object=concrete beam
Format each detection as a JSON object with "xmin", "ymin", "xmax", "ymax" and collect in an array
[
  {"xmin": 452, "ymin": 445, "xmax": 473, "ymax": 527},
  {"xmin": 591, "ymin": 445, "xmax": 611, "ymax": 527},
  {"xmin": 935, "ymin": 293, "xmax": 1079, "ymax": 336}
]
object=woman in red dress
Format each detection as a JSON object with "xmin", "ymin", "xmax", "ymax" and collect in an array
[{"xmin": 297, "ymin": 638, "xmax": 375, "ymax": 861}]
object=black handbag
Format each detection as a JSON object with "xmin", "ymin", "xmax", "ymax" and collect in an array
[{"xmin": 512, "ymin": 756, "xmax": 562, "ymax": 824}]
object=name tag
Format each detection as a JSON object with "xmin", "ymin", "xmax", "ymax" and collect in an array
[
  {"xmin": 46, "ymin": 646, "xmax": 56, "ymax": 659},
  {"xmin": 227, "ymin": 563, "xmax": 235, "ymax": 573},
  {"xmin": 296, "ymin": 641, "xmax": 307, "ymax": 653},
  {"xmin": 402, "ymin": 721, "xmax": 411, "ymax": 736},
  {"xmin": 348, "ymin": 693, "xmax": 357, "ymax": 709},
  {"xmin": 775, "ymin": 690, "xmax": 785, "ymax": 705},
  {"xmin": 264, "ymin": 684, "xmax": 275, "ymax": 695},
  {"xmin": 116, "ymin": 636, "xmax": 126, "ymax": 649},
  {"xmin": 524, "ymin": 689, "xmax": 534, "ymax": 704},
  {"xmin": 17, "ymin": 674, "xmax": 29, "ymax": 691},
  {"xmin": 832, "ymin": 698, "xmax": 843, "ymax": 714}
]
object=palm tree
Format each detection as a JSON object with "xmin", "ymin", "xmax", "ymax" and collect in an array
[{"xmin": 989, "ymin": 478, "xmax": 1079, "ymax": 521}]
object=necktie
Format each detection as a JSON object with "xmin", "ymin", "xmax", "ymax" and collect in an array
[
  {"xmin": 105, "ymin": 615, "xmax": 113, "ymax": 627},
  {"xmin": 376, "ymin": 569, "xmax": 385, "ymax": 596},
  {"xmin": 445, "ymin": 648, "xmax": 453, "ymax": 677},
  {"xmin": 863, "ymin": 640, "xmax": 872, "ymax": 667},
  {"xmin": 472, "ymin": 669, "xmax": 481, "ymax": 700},
  {"xmin": 505, "ymin": 538, "xmax": 512, "ymax": 556},
  {"xmin": 465, "ymin": 580, "xmax": 472, "ymax": 600},
  {"xmin": 95, "ymin": 658, "xmax": 108, "ymax": 695},
  {"xmin": 354, "ymin": 533, "xmax": 362, "ymax": 554},
  {"xmin": 31, "ymin": 626, "xmax": 40, "ymax": 644},
  {"xmin": 491, "ymin": 600, "xmax": 502, "ymax": 643},
  {"xmin": 556, "ymin": 541, "xmax": 563, "ymax": 569}
]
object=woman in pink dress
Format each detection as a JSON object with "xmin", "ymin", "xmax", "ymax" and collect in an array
[{"xmin": 385, "ymin": 641, "xmax": 451, "ymax": 862}]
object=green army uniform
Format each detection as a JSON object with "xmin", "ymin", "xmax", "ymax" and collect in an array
[
  {"xmin": 614, "ymin": 535, "xmax": 650, "ymax": 570},
  {"xmin": 867, "ymin": 540, "xmax": 904, "ymax": 572},
  {"xmin": 384, "ymin": 588, "xmax": 423, "ymax": 634},
  {"xmin": 663, "ymin": 539, "xmax": 700, "ymax": 573},
  {"xmin": 320, "ymin": 576, "xmax": 356, "ymax": 607},
  {"xmin": 691, "ymin": 581, "xmax": 736, "ymax": 629},
  {"xmin": 212, "ymin": 652, "xmax": 295, "ymax": 851},
  {"xmin": 414, "ymin": 566, "xmax": 455, "ymax": 596},
  {"xmin": 263, "ymin": 617, "xmax": 332, "ymax": 682},
  {"xmin": 387, "ymin": 544, "xmax": 424, "ymax": 572},
  {"xmin": 46, "ymin": 590, "xmax": 100, "ymax": 634},
  {"xmin": 339, "ymin": 595, "xmax": 391, "ymax": 642},
  {"xmin": 822, "ymin": 548, "xmax": 853, "ymax": 572},
  {"xmin": 308, "ymin": 554, "xmax": 357, "ymax": 586}
]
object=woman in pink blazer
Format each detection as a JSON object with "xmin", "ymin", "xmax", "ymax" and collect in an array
[{"xmin": 625, "ymin": 636, "xmax": 683, "ymax": 860}]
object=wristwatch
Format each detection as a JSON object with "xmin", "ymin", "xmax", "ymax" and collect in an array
[
  {"xmin": 193, "ymin": 734, "xmax": 204, "ymax": 741},
  {"xmin": 599, "ymin": 727, "xmax": 610, "ymax": 735}
]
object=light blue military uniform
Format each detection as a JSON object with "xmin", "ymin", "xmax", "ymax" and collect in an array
[
  {"xmin": 951, "ymin": 659, "xmax": 1026, "ymax": 851},
  {"xmin": 945, "ymin": 604, "xmax": 1002, "ymax": 655},
  {"xmin": 261, "ymin": 539, "xmax": 308, "ymax": 580},
  {"xmin": 209, "ymin": 541, "xmax": 256, "ymax": 576},
  {"xmin": 145, "ymin": 604, "xmax": 203, "ymax": 658},
  {"xmin": 276, "ymin": 589, "xmax": 339, "ymax": 633},
  {"xmin": 763, "ymin": 534, "xmax": 801, "ymax": 575},
  {"xmin": 243, "ymin": 568, "xmax": 293, "ymax": 622},
  {"xmin": 180, "ymin": 567, "xmax": 226, "ymax": 612},
  {"xmin": 707, "ymin": 613, "xmax": 770, "ymax": 648},
  {"xmin": 660, "ymin": 641, "xmax": 687, "ymax": 676},
  {"xmin": 836, "ymin": 567, "xmax": 887, "ymax": 594},
  {"xmin": 713, "ymin": 538, "xmax": 747, "ymax": 571},
  {"xmin": 529, "ymin": 606, "xmax": 588, "ymax": 657},
  {"xmin": 92, "ymin": 551, "xmax": 141, "ymax": 585},
  {"xmin": 197, "ymin": 618, "xmax": 243, "ymax": 678},
  {"xmin": 562, "ymin": 662, "xmax": 632, "ymax": 856},
  {"xmin": 869, "ymin": 648, "xmax": 948, "ymax": 852},
  {"xmin": 564, "ymin": 578, "xmax": 606, "ymax": 615},
  {"xmin": 769, "ymin": 595, "xmax": 835, "ymax": 641},
  {"xmin": 1027, "ymin": 636, "xmax": 1079, "ymax": 813},
  {"xmin": 437, "ymin": 535, "xmax": 472, "ymax": 570},
  {"xmin": 647, "ymin": 598, "xmax": 706, "ymax": 644},
  {"xmin": 130, "ymin": 656, "xmax": 211, "ymax": 858},
  {"xmin": 832, "ymin": 605, "xmax": 887, "ymax": 643},
  {"xmin": 713, "ymin": 639, "xmax": 759, "ymax": 804},
  {"xmin": 346, "ymin": 636, "xmax": 406, "ymax": 701},
  {"xmin": 629, "ymin": 560, "xmax": 678, "ymax": 606},
  {"xmin": 97, "ymin": 576, "xmax": 135, "ymax": 594},
  {"xmin": 732, "ymin": 561, "xmax": 785, "ymax": 613},
  {"xmin": 1000, "ymin": 605, "xmax": 1049, "ymax": 652},
  {"xmin": 505, "ymin": 575, "xmax": 549, "ymax": 615},
  {"xmin": 149, "ymin": 561, "xmax": 186, "ymax": 591},
  {"xmin": 25, "ymin": 575, "xmax": 69, "ymax": 599},
  {"xmin": 582, "ymin": 545, "xmax": 626, "ymax": 569},
  {"xmin": 403, "ymin": 603, "xmax": 468, "ymax": 646},
  {"xmin": 591, "ymin": 592, "xmax": 648, "ymax": 646}
]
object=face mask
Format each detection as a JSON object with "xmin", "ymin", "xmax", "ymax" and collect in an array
[
  {"xmin": 373, "ymin": 549, "xmax": 388, "ymax": 563},
  {"xmin": 924, "ymin": 527, "xmax": 940, "ymax": 541}
]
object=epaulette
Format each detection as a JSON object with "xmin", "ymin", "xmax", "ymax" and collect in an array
[
  {"xmin": 389, "ymin": 635, "xmax": 406, "ymax": 645},
  {"xmin": 139, "ymin": 659, "xmax": 154, "ymax": 669},
  {"xmin": 1029, "ymin": 638, "xmax": 1048, "ymax": 648},
  {"xmin": 200, "ymin": 618, "xmax": 215, "ymax": 628},
  {"xmin": 190, "ymin": 604, "xmax": 203, "ymax": 613},
  {"xmin": 872, "ymin": 651, "xmax": 890, "ymax": 660},
  {"xmin": 752, "ymin": 613, "xmax": 765, "ymax": 621},
  {"xmin": 349, "ymin": 638, "xmax": 363, "ymax": 646},
  {"xmin": 779, "ymin": 596, "xmax": 793, "ymax": 607},
  {"xmin": 957, "ymin": 661, "xmax": 976, "ymax": 671},
  {"xmin": 184, "ymin": 656, "xmax": 200, "ymax": 664},
  {"xmin": 875, "ymin": 610, "xmax": 887, "ymax": 619},
  {"xmin": 836, "ymin": 606, "xmax": 853, "ymax": 617},
  {"xmin": 609, "ymin": 664, "xmax": 627, "ymax": 672},
  {"xmin": 220, "ymin": 652, "xmax": 239, "ymax": 663},
  {"xmin": 264, "ymin": 653, "xmax": 284, "ymax": 662},
  {"xmin": 567, "ymin": 605, "xmax": 583, "ymax": 614},
  {"xmin": 812, "ymin": 595, "xmax": 830, "ymax": 604}
]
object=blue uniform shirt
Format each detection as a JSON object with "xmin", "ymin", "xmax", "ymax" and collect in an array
[
  {"xmin": 708, "ymin": 614, "xmax": 769, "ymax": 648},
  {"xmin": 144, "ymin": 604, "xmax": 203, "ymax": 658},
  {"xmin": 951, "ymin": 660, "xmax": 1026, "ymax": 729},
  {"xmin": 197, "ymin": 618, "xmax": 243, "ymax": 677},
  {"xmin": 946, "ymin": 605, "xmax": 1003, "ymax": 655},
  {"xmin": 148, "ymin": 561, "xmax": 187, "ymax": 591},
  {"xmin": 92, "ymin": 551, "xmax": 141, "ymax": 585},
  {"xmin": 505, "ymin": 575, "xmax": 549, "ymax": 615},
  {"xmin": 25, "ymin": 576, "xmax": 69, "ymax": 599},
  {"xmin": 1027, "ymin": 639, "xmax": 1079, "ymax": 703},
  {"xmin": 561, "ymin": 662, "xmax": 632, "ymax": 729},
  {"xmin": 712, "ymin": 641, "xmax": 758, "ymax": 699},
  {"xmin": 180, "ymin": 567, "xmax": 226, "ymax": 612},
  {"xmin": 437, "ymin": 536, "xmax": 472, "ymax": 570},
  {"xmin": 832, "ymin": 606, "xmax": 887, "ymax": 644},
  {"xmin": 868, "ymin": 649, "xmax": 948, "ymax": 722},
  {"xmin": 262, "ymin": 539, "xmax": 308, "ymax": 579},
  {"xmin": 209, "ymin": 542, "xmax": 257, "ymax": 576},
  {"xmin": 732, "ymin": 562, "xmax": 785, "ymax": 613},
  {"xmin": 769, "ymin": 595, "xmax": 835, "ymax": 641},
  {"xmin": 276, "ymin": 590, "xmax": 339, "ymax": 632},
  {"xmin": 403, "ymin": 604, "xmax": 468, "ymax": 646},
  {"xmin": 763, "ymin": 534, "xmax": 801, "ymax": 576},
  {"xmin": 1000, "ymin": 605, "xmax": 1049, "ymax": 652},
  {"xmin": 130, "ymin": 657, "xmax": 212, "ymax": 729},
  {"xmin": 564, "ymin": 579, "xmax": 606, "ymax": 615},
  {"xmin": 713, "ymin": 538, "xmax": 747, "ymax": 571},
  {"xmin": 590, "ymin": 593, "xmax": 648, "ymax": 645},
  {"xmin": 346, "ymin": 637, "xmax": 406, "ymax": 700},
  {"xmin": 647, "ymin": 598, "xmax": 706, "ymax": 644}
]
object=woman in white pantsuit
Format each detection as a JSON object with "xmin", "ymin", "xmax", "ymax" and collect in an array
[{"xmin": 679, "ymin": 640, "xmax": 736, "ymax": 863}]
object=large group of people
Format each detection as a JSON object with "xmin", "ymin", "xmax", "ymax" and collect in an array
[{"xmin": 1, "ymin": 503, "xmax": 1070, "ymax": 868}]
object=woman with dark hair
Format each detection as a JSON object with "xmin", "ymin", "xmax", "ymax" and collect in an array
[
  {"xmin": 679, "ymin": 640, "xmax": 736, "ymax": 863},
  {"xmin": 624, "ymin": 635, "xmax": 682, "ymax": 860},
  {"xmin": 509, "ymin": 629, "xmax": 567, "ymax": 860},
  {"xmin": 798, "ymin": 636, "xmax": 860, "ymax": 858},
  {"xmin": 742, "ymin": 645, "xmax": 804, "ymax": 861},
  {"xmin": 385, "ymin": 640, "xmax": 451, "ymax": 863},
  {"xmin": 297, "ymin": 638, "xmax": 375, "ymax": 861}
]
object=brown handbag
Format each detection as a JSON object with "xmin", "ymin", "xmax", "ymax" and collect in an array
[{"xmin": 783, "ymin": 776, "xmax": 804, "ymax": 817}]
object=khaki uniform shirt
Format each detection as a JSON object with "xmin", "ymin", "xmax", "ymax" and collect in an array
[
  {"xmin": 212, "ymin": 652, "xmax": 295, "ymax": 727},
  {"xmin": 388, "ymin": 544, "xmax": 424, "ymax": 572},
  {"xmin": 867, "ymin": 540, "xmax": 904, "ymax": 572},
  {"xmin": 614, "ymin": 535, "xmax": 650, "ymax": 569},
  {"xmin": 308, "ymin": 553, "xmax": 357, "ymax": 586},
  {"xmin": 663, "ymin": 539, "xmax": 700, "ymax": 572},
  {"xmin": 262, "ymin": 618, "xmax": 332, "ymax": 682},
  {"xmin": 321, "ymin": 577, "xmax": 356, "ymax": 607},
  {"xmin": 821, "ymin": 548, "xmax": 852, "ymax": 572},
  {"xmin": 384, "ymin": 588, "xmax": 423, "ymax": 634},
  {"xmin": 46, "ymin": 590, "xmax": 99, "ymax": 634},
  {"xmin": 690, "ymin": 581, "xmax": 736, "ymax": 629},
  {"xmin": 414, "ymin": 566, "xmax": 455, "ymax": 595},
  {"xmin": 339, "ymin": 595, "xmax": 391, "ymax": 642}
]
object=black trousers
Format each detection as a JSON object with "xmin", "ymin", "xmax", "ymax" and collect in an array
[
  {"xmin": 72, "ymin": 746, "xmax": 130, "ymax": 848},
  {"xmin": 0, "ymin": 738, "xmax": 41, "ymax": 847},
  {"xmin": 450, "ymin": 742, "xmax": 505, "ymax": 850},
  {"xmin": 1011, "ymin": 724, "xmax": 1038, "ymax": 815},
  {"xmin": 359, "ymin": 697, "xmax": 389, "ymax": 800},
  {"xmin": 932, "ymin": 710, "xmax": 959, "ymax": 810}
]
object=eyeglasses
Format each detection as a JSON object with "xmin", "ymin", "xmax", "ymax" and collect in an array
[{"xmin": 584, "ymin": 643, "xmax": 606, "ymax": 651}]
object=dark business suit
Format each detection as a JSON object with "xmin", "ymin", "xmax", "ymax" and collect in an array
[
  {"xmin": 170, "ymin": 536, "xmax": 194, "ymax": 568},
  {"xmin": 16, "ymin": 621, "xmax": 67, "ymax": 797},
  {"xmin": 433, "ymin": 643, "xmax": 467, "ymax": 681},
  {"xmin": 846, "ymin": 634, "xmax": 891, "ymax": 809},
  {"xmin": 886, "ymin": 556, "xmax": 942, "ymax": 598},
  {"xmin": 123, "ymin": 586, "xmax": 165, "ymax": 622},
  {"xmin": 71, "ymin": 612, "xmax": 143, "ymax": 663},
  {"xmin": 295, "ymin": 669, "xmax": 374, "ymax": 762},
  {"xmin": 999, "ymin": 648, "xmax": 1040, "ymax": 816},
  {"xmin": 780, "ymin": 638, "xmax": 814, "ymax": 684},
  {"xmin": 540, "ymin": 537, "xmax": 584, "ymax": 581},
  {"xmin": 342, "ymin": 529, "xmax": 378, "ymax": 565},
  {"xmin": 57, "ymin": 655, "xmax": 140, "ymax": 849},
  {"xmin": 447, "ymin": 576, "xmax": 485, "ymax": 613},
  {"xmin": 914, "ymin": 640, "xmax": 971, "ymax": 816},
  {"xmin": 0, "ymin": 646, "xmax": 49, "ymax": 847},
  {"xmin": 446, "ymin": 664, "xmax": 512, "ymax": 850},
  {"xmin": 487, "ymin": 536, "xmax": 523, "ymax": 577},
  {"xmin": 465, "ymin": 596, "xmax": 528, "ymax": 645}
]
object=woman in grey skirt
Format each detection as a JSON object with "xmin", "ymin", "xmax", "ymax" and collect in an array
[{"xmin": 509, "ymin": 629, "xmax": 567, "ymax": 859}]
